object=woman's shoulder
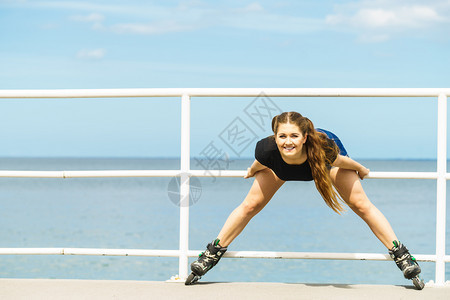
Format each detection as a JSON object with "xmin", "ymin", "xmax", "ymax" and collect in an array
[
  {"xmin": 255, "ymin": 136, "xmax": 277, "ymax": 166},
  {"xmin": 256, "ymin": 136, "xmax": 277, "ymax": 151}
]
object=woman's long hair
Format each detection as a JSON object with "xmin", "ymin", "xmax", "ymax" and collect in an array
[{"xmin": 272, "ymin": 112, "xmax": 344, "ymax": 213}]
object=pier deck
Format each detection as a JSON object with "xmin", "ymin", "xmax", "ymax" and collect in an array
[{"xmin": 0, "ymin": 279, "xmax": 449, "ymax": 300}]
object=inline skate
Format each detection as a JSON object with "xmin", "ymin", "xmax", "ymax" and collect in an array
[
  {"xmin": 389, "ymin": 240, "xmax": 424, "ymax": 290},
  {"xmin": 185, "ymin": 238, "xmax": 227, "ymax": 285}
]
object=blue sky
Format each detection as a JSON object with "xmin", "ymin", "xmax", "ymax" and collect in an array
[{"xmin": 0, "ymin": 0, "xmax": 449, "ymax": 159}]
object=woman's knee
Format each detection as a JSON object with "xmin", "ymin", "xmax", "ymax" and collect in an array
[
  {"xmin": 332, "ymin": 168, "xmax": 373, "ymax": 216},
  {"xmin": 238, "ymin": 169, "xmax": 283, "ymax": 218},
  {"xmin": 347, "ymin": 194, "xmax": 373, "ymax": 217},
  {"xmin": 240, "ymin": 196, "xmax": 266, "ymax": 217}
]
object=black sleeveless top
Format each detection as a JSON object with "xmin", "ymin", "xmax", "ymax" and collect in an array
[{"xmin": 254, "ymin": 134, "xmax": 338, "ymax": 181}]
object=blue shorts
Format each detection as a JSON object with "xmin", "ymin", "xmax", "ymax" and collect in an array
[{"xmin": 316, "ymin": 128, "xmax": 348, "ymax": 157}]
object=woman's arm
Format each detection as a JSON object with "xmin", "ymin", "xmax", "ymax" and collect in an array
[
  {"xmin": 244, "ymin": 160, "xmax": 269, "ymax": 178},
  {"xmin": 332, "ymin": 155, "xmax": 370, "ymax": 180}
]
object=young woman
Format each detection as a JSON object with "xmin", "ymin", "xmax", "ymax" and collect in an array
[{"xmin": 186, "ymin": 111, "xmax": 422, "ymax": 287}]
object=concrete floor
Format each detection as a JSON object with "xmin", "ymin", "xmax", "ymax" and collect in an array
[{"xmin": 0, "ymin": 279, "xmax": 449, "ymax": 300}]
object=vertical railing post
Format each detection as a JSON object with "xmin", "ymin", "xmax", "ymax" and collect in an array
[
  {"xmin": 179, "ymin": 94, "xmax": 191, "ymax": 279},
  {"xmin": 436, "ymin": 93, "xmax": 447, "ymax": 285}
]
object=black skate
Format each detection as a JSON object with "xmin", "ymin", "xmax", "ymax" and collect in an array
[
  {"xmin": 389, "ymin": 240, "xmax": 424, "ymax": 290},
  {"xmin": 185, "ymin": 239, "xmax": 227, "ymax": 285}
]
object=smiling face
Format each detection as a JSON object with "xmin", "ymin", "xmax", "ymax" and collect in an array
[{"xmin": 274, "ymin": 122, "xmax": 307, "ymax": 163}]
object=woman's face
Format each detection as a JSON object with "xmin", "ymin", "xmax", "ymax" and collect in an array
[{"xmin": 275, "ymin": 123, "xmax": 307, "ymax": 160}]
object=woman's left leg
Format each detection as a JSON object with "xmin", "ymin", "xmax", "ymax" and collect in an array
[
  {"xmin": 329, "ymin": 167, "xmax": 397, "ymax": 249},
  {"xmin": 329, "ymin": 167, "xmax": 422, "ymax": 284}
]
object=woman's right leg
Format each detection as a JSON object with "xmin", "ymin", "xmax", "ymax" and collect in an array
[
  {"xmin": 187, "ymin": 169, "xmax": 284, "ymax": 282},
  {"xmin": 217, "ymin": 168, "xmax": 285, "ymax": 247}
]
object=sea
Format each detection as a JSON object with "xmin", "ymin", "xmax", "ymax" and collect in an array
[{"xmin": 0, "ymin": 157, "xmax": 448, "ymax": 286}]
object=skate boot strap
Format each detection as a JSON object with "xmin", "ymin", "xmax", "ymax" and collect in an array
[
  {"xmin": 193, "ymin": 240, "xmax": 228, "ymax": 272},
  {"xmin": 391, "ymin": 251, "xmax": 413, "ymax": 265},
  {"xmin": 389, "ymin": 243, "xmax": 419, "ymax": 269},
  {"xmin": 389, "ymin": 243, "xmax": 410, "ymax": 260},
  {"xmin": 206, "ymin": 240, "xmax": 228, "ymax": 257}
]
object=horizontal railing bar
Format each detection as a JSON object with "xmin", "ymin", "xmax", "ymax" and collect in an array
[
  {"xmin": 1, "ymin": 88, "xmax": 450, "ymax": 99},
  {"xmin": 0, "ymin": 248, "xmax": 64, "ymax": 255},
  {"xmin": 0, "ymin": 170, "xmax": 181, "ymax": 178},
  {"xmin": 64, "ymin": 249, "xmax": 180, "ymax": 257},
  {"xmin": 368, "ymin": 171, "xmax": 438, "ymax": 179},
  {"xmin": 218, "ymin": 251, "xmax": 437, "ymax": 262},
  {"xmin": 0, "ymin": 170, "xmax": 441, "ymax": 179},
  {"xmin": 0, "ymin": 248, "xmax": 180, "ymax": 257},
  {"xmin": 0, "ymin": 248, "xmax": 438, "ymax": 262}
]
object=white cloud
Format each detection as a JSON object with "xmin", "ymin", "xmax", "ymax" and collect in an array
[
  {"xmin": 211, "ymin": 2, "xmax": 326, "ymax": 34},
  {"xmin": 61, "ymin": 1, "xmax": 322, "ymax": 35},
  {"xmin": 23, "ymin": 1, "xmax": 178, "ymax": 17},
  {"xmin": 325, "ymin": 1, "xmax": 450, "ymax": 42},
  {"xmin": 110, "ymin": 21, "xmax": 196, "ymax": 35},
  {"xmin": 6, "ymin": 0, "xmax": 450, "ymax": 41},
  {"xmin": 76, "ymin": 48, "xmax": 105, "ymax": 60},
  {"xmin": 332, "ymin": 5, "xmax": 444, "ymax": 29},
  {"xmin": 16, "ymin": 1, "xmax": 321, "ymax": 35},
  {"xmin": 352, "ymin": 9, "xmax": 397, "ymax": 28},
  {"xmin": 239, "ymin": 2, "xmax": 264, "ymax": 13},
  {"xmin": 70, "ymin": 13, "xmax": 104, "ymax": 23},
  {"xmin": 2, "ymin": 1, "xmax": 329, "ymax": 35},
  {"xmin": 176, "ymin": 0, "xmax": 205, "ymax": 11}
]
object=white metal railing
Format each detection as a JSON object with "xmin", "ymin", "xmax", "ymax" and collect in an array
[{"xmin": 0, "ymin": 88, "xmax": 449, "ymax": 285}]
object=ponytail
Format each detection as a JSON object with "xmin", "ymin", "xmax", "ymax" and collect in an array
[
  {"xmin": 303, "ymin": 119, "xmax": 344, "ymax": 213},
  {"xmin": 272, "ymin": 112, "xmax": 344, "ymax": 214}
]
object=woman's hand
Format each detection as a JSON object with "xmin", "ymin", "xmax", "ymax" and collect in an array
[
  {"xmin": 244, "ymin": 160, "xmax": 268, "ymax": 179},
  {"xmin": 357, "ymin": 167, "xmax": 370, "ymax": 180},
  {"xmin": 244, "ymin": 167, "xmax": 255, "ymax": 179},
  {"xmin": 333, "ymin": 155, "xmax": 370, "ymax": 180}
]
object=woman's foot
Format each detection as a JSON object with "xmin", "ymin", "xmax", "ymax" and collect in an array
[
  {"xmin": 389, "ymin": 240, "xmax": 421, "ymax": 279},
  {"xmin": 190, "ymin": 239, "xmax": 228, "ymax": 276}
]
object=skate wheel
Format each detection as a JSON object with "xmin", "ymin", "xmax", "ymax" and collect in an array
[
  {"xmin": 412, "ymin": 276, "xmax": 425, "ymax": 290},
  {"xmin": 185, "ymin": 273, "xmax": 200, "ymax": 285}
]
